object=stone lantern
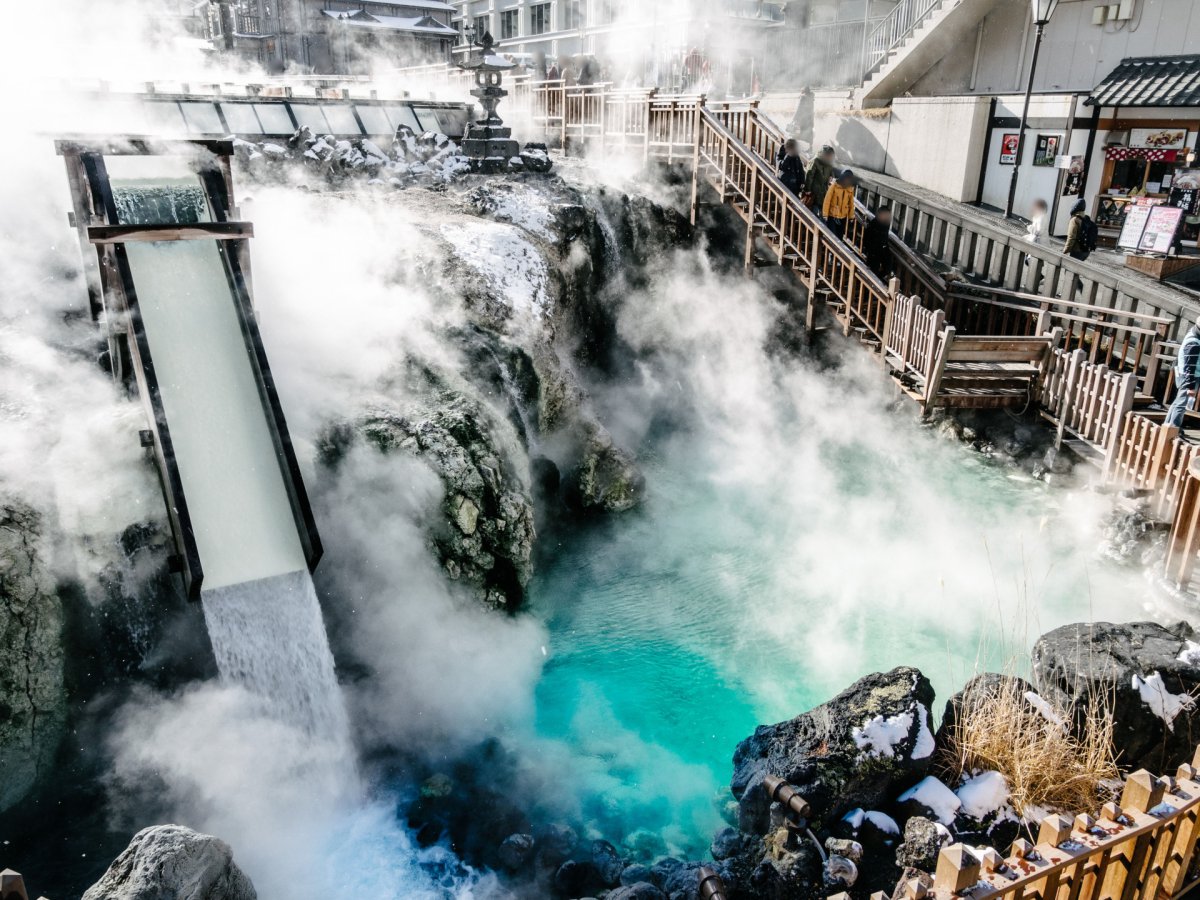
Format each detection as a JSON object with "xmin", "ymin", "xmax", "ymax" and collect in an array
[{"xmin": 459, "ymin": 31, "xmax": 521, "ymax": 173}]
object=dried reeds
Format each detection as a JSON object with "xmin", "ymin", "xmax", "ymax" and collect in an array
[{"xmin": 942, "ymin": 676, "xmax": 1119, "ymax": 817}]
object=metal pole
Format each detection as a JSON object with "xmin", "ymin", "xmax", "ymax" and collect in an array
[
  {"xmin": 860, "ymin": 0, "xmax": 871, "ymax": 85},
  {"xmin": 1006, "ymin": 20, "xmax": 1045, "ymax": 219}
]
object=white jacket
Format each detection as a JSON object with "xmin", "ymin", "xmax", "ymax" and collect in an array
[{"xmin": 1025, "ymin": 213, "xmax": 1049, "ymax": 247}]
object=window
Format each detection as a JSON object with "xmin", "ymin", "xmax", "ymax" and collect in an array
[
  {"xmin": 500, "ymin": 9, "xmax": 518, "ymax": 39},
  {"xmin": 565, "ymin": 0, "xmax": 583, "ymax": 28},
  {"xmin": 473, "ymin": 14, "xmax": 490, "ymax": 39},
  {"xmin": 530, "ymin": 2, "xmax": 550, "ymax": 34}
]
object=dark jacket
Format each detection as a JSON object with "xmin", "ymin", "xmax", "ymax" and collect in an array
[
  {"xmin": 863, "ymin": 219, "xmax": 893, "ymax": 276},
  {"xmin": 805, "ymin": 157, "xmax": 835, "ymax": 208},
  {"xmin": 1178, "ymin": 327, "xmax": 1200, "ymax": 391},
  {"xmin": 779, "ymin": 154, "xmax": 805, "ymax": 194}
]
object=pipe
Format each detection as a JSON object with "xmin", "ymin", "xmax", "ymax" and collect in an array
[
  {"xmin": 763, "ymin": 773, "xmax": 812, "ymax": 823},
  {"xmin": 698, "ymin": 866, "xmax": 729, "ymax": 900}
]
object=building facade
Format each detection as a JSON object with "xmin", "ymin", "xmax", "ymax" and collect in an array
[
  {"xmin": 448, "ymin": 0, "xmax": 793, "ymax": 95},
  {"xmin": 203, "ymin": 0, "xmax": 458, "ymax": 73}
]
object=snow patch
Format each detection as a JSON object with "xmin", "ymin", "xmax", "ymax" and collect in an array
[
  {"xmin": 842, "ymin": 808, "xmax": 865, "ymax": 830},
  {"xmin": 955, "ymin": 770, "xmax": 1010, "ymax": 820},
  {"xmin": 485, "ymin": 185, "xmax": 555, "ymax": 239},
  {"xmin": 439, "ymin": 222, "xmax": 550, "ymax": 322},
  {"xmin": 1132, "ymin": 672, "xmax": 1195, "ymax": 731},
  {"xmin": 853, "ymin": 709, "xmax": 915, "ymax": 758},
  {"xmin": 899, "ymin": 776, "xmax": 962, "ymax": 825},
  {"xmin": 1024, "ymin": 691, "xmax": 1067, "ymax": 730},
  {"xmin": 912, "ymin": 702, "xmax": 936, "ymax": 759}
]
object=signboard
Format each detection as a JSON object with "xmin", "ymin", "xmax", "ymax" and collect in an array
[
  {"xmin": 1033, "ymin": 134, "xmax": 1060, "ymax": 167},
  {"xmin": 999, "ymin": 133, "xmax": 1019, "ymax": 165},
  {"xmin": 1170, "ymin": 170, "xmax": 1200, "ymax": 217},
  {"xmin": 1118, "ymin": 204, "xmax": 1153, "ymax": 250},
  {"xmin": 1137, "ymin": 206, "xmax": 1184, "ymax": 254},
  {"xmin": 1130, "ymin": 128, "xmax": 1189, "ymax": 150},
  {"xmin": 1062, "ymin": 155, "xmax": 1085, "ymax": 196}
]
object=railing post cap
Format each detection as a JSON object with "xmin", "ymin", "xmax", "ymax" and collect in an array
[
  {"xmin": 1121, "ymin": 768, "xmax": 1165, "ymax": 813},
  {"xmin": 935, "ymin": 844, "xmax": 981, "ymax": 894},
  {"xmin": 1181, "ymin": 763, "xmax": 1199, "ymax": 782},
  {"xmin": 1011, "ymin": 838, "xmax": 1034, "ymax": 859},
  {"xmin": 1100, "ymin": 801, "xmax": 1124, "ymax": 822},
  {"xmin": 903, "ymin": 878, "xmax": 928, "ymax": 899}
]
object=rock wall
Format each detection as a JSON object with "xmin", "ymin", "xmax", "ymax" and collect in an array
[{"xmin": 0, "ymin": 500, "xmax": 67, "ymax": 813}]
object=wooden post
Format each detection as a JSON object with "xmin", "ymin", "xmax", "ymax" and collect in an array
[
  {"xmin": 1056, "ymin": 349, "xmax": 1086, "ymax": 448},
  {"xmin": 744, "ymin": 165, "xmax": 759, "ymax": 275},
  {"xmin": 934, "ymin": 844, "xmax": 980, "ymax": 894},
  {"xmin": 690, "ymin": 104, "xmax": 705, "ymax": 226},
  {"xmin": 1103, "ymin": 372, "xmax": 1137, "ymax": 478},
  {"xmin": 924, "ymin": 324, "xmax": 955, "ymax": 417},
  {"xmin": 1122, "ymin": 770, "xmax": 1166, "ymax": 813},
  {"xmin": 882, "ymin": 277, "xmax": 899, "ymax": 357},
  {"xmin": 1038, "ymin": 813, "xmax": 1074, "ymax": 847},
  {"xmin": 0, "ymin": 870, "xmax": 28, "ymax": 900}
]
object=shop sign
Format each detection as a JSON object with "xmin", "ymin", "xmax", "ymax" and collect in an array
[
  {"xmin": 1062, "ymin": 155, "xmax": 1084, "ymax": 196},
  {"xmin": 999, "ymin": 133, "xmax": 1019, "ymax": 165},
  {"xmin": 1129, "ymin": 128, "xmax": 1189, "ymax": 150},
  {"xmin": 1032, "ymin": 134, "xmax": 1060, "ymax": 167}
]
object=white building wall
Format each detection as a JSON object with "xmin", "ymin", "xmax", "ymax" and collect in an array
[
  {"xmin": 811, "ymin": 93, "xmax": 991, "ymax": 201},
  {"xmin": 909, "ymin": 0, "xmax": 1200, "ymax": 97}
]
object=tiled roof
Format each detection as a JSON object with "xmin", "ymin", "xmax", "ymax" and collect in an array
[{"xmin": 1088, "ymin": 54, "xmax": 1200, "ymax": 108}]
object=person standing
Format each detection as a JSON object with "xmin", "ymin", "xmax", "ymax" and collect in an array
[
  {"xmin": 1063, "ymin": 198, "xmax": 1097, "ymax": 261},
  {"xmin": 863, "ymin": 205, "xmax": 894, "ymax": 277},
  {"xmin": 1168, "ymin": 317, "xmax": 1200, "ymax": 429},
  {"xmin": 1025, "ymin": 198, "xmax": 1050, "ymax": 247},
  {"xmin": 777, "ymin": 139, "xmax": 805, "ymax": 197},
  {"xmin": 805, "ymin": 145, "xmax": 835, "ymax": 213},
  {"xmin": 822, "ymin": 169, "xmax": 856, "ymax": 239}
]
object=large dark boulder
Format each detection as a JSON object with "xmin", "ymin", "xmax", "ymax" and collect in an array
[
  {"xmin": 731, "ymin": 667, "xmax": 937, "ymax": 833},
  {"xmin": 1032, "ymin": 622, "xmax": 1200, "ymax": 774},
  {"xmin": 934, "ymin": 672, "xmax": 1033, "ymax": 751},
  {"xmin": 81, "ymin": 825, "xmax": 255, "ymax": 900}
]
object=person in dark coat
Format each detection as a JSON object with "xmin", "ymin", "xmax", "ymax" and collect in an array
[
  {"xmin": 805, "ymin": 145, "xmax": 836, "ymax": 214},
  {"xmin": 863, "ymin": 205, "xmax": 894, "ymax": 278},
  {"xmin": 777, "ymin": 139, "xmax": 805, "ymax": 196}
]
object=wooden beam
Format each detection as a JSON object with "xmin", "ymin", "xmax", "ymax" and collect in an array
[{"xmin": 87, "ymin": 222, "xmax": 254, "ymax": 244}]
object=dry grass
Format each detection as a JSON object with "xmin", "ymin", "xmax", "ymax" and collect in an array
[{"xmin": 943, "ymin": 676, "xmax": 1119, "ymax": 817}]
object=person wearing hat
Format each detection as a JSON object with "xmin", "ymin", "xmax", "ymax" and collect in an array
[
  {"xmin": 1063, "ymin": 197, "xmax": 1097, "ymax": 261},
  {"xmin": 822, "ymin": 168, "xmax": 857, "ymax": 240},
  {"xmin": 804, "ymin": 144, "xmax": 836, "ymax": 214},
  {"xmin": 1168, "ymin": 316, "xmax": 1200, "ymax": 429}
]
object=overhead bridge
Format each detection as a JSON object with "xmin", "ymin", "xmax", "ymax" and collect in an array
[{"xmin": 58, "ymin": 138, "xmax": 320, "ymax": 599}]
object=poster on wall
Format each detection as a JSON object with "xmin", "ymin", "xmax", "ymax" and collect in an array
[
  {"xmin": 1137, "ymin": 205, "xmax": 1184, "ymax": 254},
  {"xmin": 1171, "ymin": 169, "xmax": 1200, "ymax": 217},
  {"xmin": 1062, "ymin": 156, "xmax": 1085, "ymax": 196},
  {"xmin": 999, "ymin": 133, "xmax": 1019, "ymax": 165},
  {"xmin": 1033, "ymin": 134, "xmax": 1060, "ymax": 167},
  {"xmin": 1118, "ymin": 204, "xmax": 1153, "ymax": 250},
  {"xmin": 1129, "ymin": 128, "xmax": 1189, "ymax": 150}
]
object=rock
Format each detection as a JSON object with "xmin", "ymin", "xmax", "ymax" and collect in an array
[
  {"xmin": 591, "ymin": 839, "xmax": 624, "ymax": 886},
  {"xmin": 648, "ymin": 857, "xmax": 684, "ymax": 888},
  {"xmin": 824, "ymin": 838, "xmax": 863, "ymax": 862},
  {"xmin": 568, "ymin": 425, "xmax": 645, "ymax": 513},
  {"xmin": 894, "ymin": 817, "xmax": 943, "ymax": 871},
  {"xmin": 420, "ymin": 772, "xmax": 454, "ymax": 798},
  {"xmin": 934, "ymin": 672, "xmax": 1033, "ymax": 751},
  {"xmin": 621, "ymin": 863, "xmax": 653, "ymax": 886},
  {"xmin": 711, "ymin": 827, "xmax": 744, "ymax": 860},
  {"xmin": 1033, "ymin": 621, "xmax": 1200, "ymax": 773},
  {"xmin": 535, "ymin": 823, "xmax": 578, "ymax": 866},
  {"xmin": 326, "ymin": 390, "xmax": 535, "ymax": 610},
  {"xmin": 0, "ymin": 501, "xmax": 66, "ymax": 813},
  {"xmin": 732, "ymin": 666, "xmax": 937, "ymax": 833},
  {"xmin": 624, "ymin": 829, "xmax": 668, "ymax": 862},
  {"xmin": 890, "ymin": 867, "xmax": 934, "ymax": 900},
  {"xmin": 824, "ymin": 854, "xmax": 858, "ymax": 887},
  {"xmin": 607, "ymin": 884, "xmax": 666, "ymax": 900},
  {"xmin": 82, "ymin": 825, "xmax": 255, "ymax": 900},
  {"xmin": 498, "ymin": 833, "xmax": 535, "ymax": 870},
  {"xmin": 554, "ymin": 859, "xmax": 596, "ymax": 896}
]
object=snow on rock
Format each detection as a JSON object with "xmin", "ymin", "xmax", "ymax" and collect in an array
[
  {"xmin": 1023, "ymin": 690, "xmax": 1067, "ymax": 730},
  {"xmin": 853, "ymin": 710, "xmax": 915, "ymax": 759},
  {"xmin": 955, "ymin": 771, "xmax": 1010, "ymax": 820},
  {"xmin": 912, "ymin": 702, "xmax": 936, "ymax": 759},
  {"xmin": 900, "ymin": 776, "xmax": 962, "ymax": 826},
  {"xmin": 864, "ymin": 810, "xmax": 900, "ymax": 836},
  {"xmin": 1178, "ymin": 641, "xmax": 1200, "ymax": 667},
  {"xmin": 440, "ymin": 221, "xmax": 550, "ymax": 322},
  {"xmin": 1132, "ymin": 671, "xmax": 1196, "ymax": 731},
  {"xmin": 842, "ymin": 808, "xmax": 865, "ymax": 830}
]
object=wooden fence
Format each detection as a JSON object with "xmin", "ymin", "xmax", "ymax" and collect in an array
[
  {"xmin": 831, "ymin": 750, "xmax": 1200, "ymax": 900},
  {"xmin": 1039, "ymin": 349, "xmax": 1138, "ymax": 472}
]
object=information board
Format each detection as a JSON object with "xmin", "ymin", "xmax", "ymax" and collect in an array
[
  {"xmin": 1118, "ymin": 204, "xmax": 1153, "ymax": 250},
  {"xmin": 1137, "ymin": 206, "xmax": 1184, "ymax": 254}
]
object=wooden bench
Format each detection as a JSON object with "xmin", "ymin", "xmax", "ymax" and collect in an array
[{"xmin": 923, "ymin": 328, "xmax": 1062, "ymax": 414}]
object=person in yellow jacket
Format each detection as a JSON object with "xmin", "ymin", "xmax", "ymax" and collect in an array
[{"xmin": 822, "ymin": 169, "xmax": 857, "ymax": 240}]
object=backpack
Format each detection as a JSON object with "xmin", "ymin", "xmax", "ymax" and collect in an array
[{"xmin": 1078, "ymin": 215, "xmax": 1098, "ymax": 257}]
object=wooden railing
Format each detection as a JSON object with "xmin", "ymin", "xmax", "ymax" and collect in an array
[
  {"xmin": 1040, "ymin": 349, "xmax": 1137, "ymax": 472},
  {"xmin": 1109, "ymin": 411, "xmax": 1198, "ymax": 521},
  {"xmin": 1167, "ymin": 457, "xmax": 1200, "ymax": 589}
]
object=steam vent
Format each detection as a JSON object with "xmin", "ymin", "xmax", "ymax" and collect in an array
[{"xmin": 9, "ymin": 4, "xmax": 1200, "ymax": 900}]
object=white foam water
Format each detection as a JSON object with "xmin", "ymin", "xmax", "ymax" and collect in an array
[{"xmin": 201, "ymin": 569, "xmax": 351, "ymax": 743}]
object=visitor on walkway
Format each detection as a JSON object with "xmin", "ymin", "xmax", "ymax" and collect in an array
[
  {"xmin": 864, "ymin": 205, "xmax": 894, "ymax": 278},
  {"xmin": 1063, "ymin": 198, "xmax": 1097, "ymax": 261},
  {"xmin": 823, "ymin": 169, "xmax": 856, "ymax": 240},
  {"xmin": 805, "ymin": 145, "xmax": 836, "ymax": 213},
  {"xmin": 1025, "ymin": 199, "xmax": 1050, "ymax": 246},
  {"xmin": 1168, "ymin": 319, "xmax": 1200, "ymax": 430},
  {"xmin": 778, "ymin": 139, "xmax": 805, "ymax": 197},
  {"xmin": 547, "ymin": 64, "xmax": 561, "ymax": 81}
]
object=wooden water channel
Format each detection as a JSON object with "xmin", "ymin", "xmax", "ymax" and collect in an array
[{"xmin": 393, "ymin": 69, "xmax": 1200, "ymax": 585}]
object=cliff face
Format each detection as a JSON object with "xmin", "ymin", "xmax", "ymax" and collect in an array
[{"xmin": 0, "ymin": 500, "xmax": 66, "ymax": 812}]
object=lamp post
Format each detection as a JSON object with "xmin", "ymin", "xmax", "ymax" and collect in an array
[{"xmin": 1005, "ymin": 0, "xmax": 1059, "ymax": 219}]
